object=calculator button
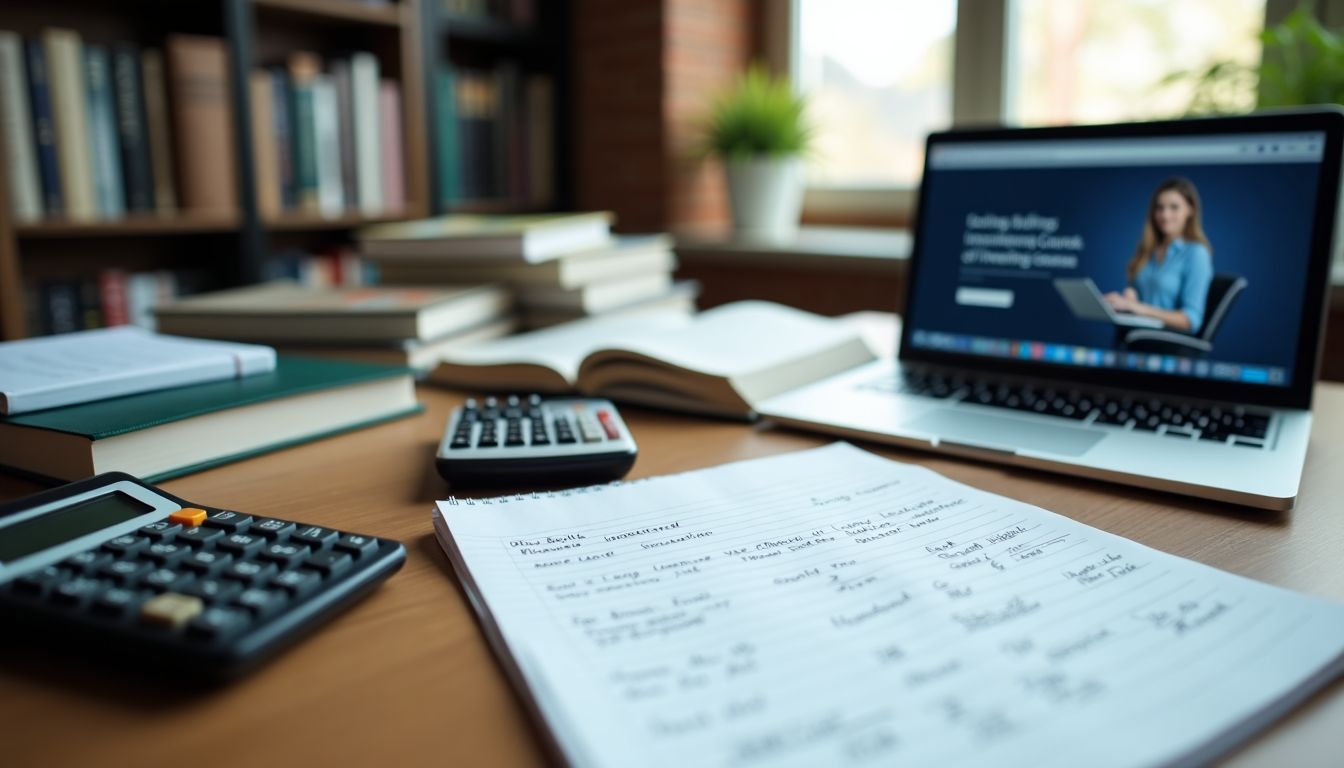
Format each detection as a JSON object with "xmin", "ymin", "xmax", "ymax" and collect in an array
[
  {"xmin": 232, "ymin": 588, "xmax": 286, "ymax": 619},
  {"xmin": 62, "ymin": 550, "xmax": 112, "ymax": 573},
  {"xmin": 477, "ymin": 434, "xmax": 499, "ymax": 447},
  {"xmin": 92, "ymin": 587, "xmax": 149, "ymax": 619},
  {"xmin": 270, "ymin": 569, "xmax": 322, "ymax": 598},
  {"xmin": 304, "ymin": 550, "xmax": 352, "ymax": 577},
  {"xmin": 292, "ymin": 526, "xmax": 337, "ymax": 548},
  {"xmin": 11, "ymin": 566, "xmax": 66, "ymax": 598},
  {"xmin": 218, "ymin": 533, "xmax": 266, "ymax": 557},
  {"xmin": 102, "ymin": 535, "xmax": 150, "ymax": 557},
  {"xmin": 139, "ymin": 520, "xmax": 182, "ymax": 540},
  {"xmin": 203, "ymin": 510, "xmax": 253, "ymax": 532},
  {"xmin": 334, "ymin": 534, "xmax": 378, "ymax": 559},
  {"xmin": 188, "ymin": 607, "xmax": 251, "ymax": 641},
  {"xmin": 505, "ymin": 433, "xmax": 525, "ymax": 447},
  {"xmin": 139, "ymin": 592, "xmax": 204, "ymax": 630},
  {"xmin": 181, "ymin": 550, "xmax": 233, "ymax": 576},
  {"xmin": 597, "ymin": 410, "xmax": 621, "ymax": 439},
  {"xmin": 223, "ymin": 560, "xmax": 277, "ymax": 585},
  {"xmin": 449, "ymin": 436, "xmax": 472, "ymax": 449},
  {"xmin": 145, "ymin": 542, "xmax": 189, "ymax": 566},
  {"xmin": 251, "ymin": 519, "xmax": 296, "ymax": 540},
  {"xmin": 168, "ymin": 507, "xmax": 208, "ymax": 527},
  {"xmin": 100, "ymin": 560, "xmax": 154, "ymax": 584},
  {"xmin": 175, "ymin": 526, "xmax": 224, "ymax": 547},
  {"xmin": 259, "ymin": 542, "xmax": 308, "ymax": 566},
  {"xmin": 141, "ymin": 567, "xmax": 194, "ymax": 593},
  {"xmin": 51, "ymin": 577, "xmax": 107, "ymax": 609},
  {"xmin": 183, "ymin": 578, "xmax": 243, "ymax": 604}
]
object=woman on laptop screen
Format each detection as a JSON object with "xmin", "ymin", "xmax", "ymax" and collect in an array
[{"xmin": 1104, "ymin": 176, "xmax": 1214, "ymax": 332}]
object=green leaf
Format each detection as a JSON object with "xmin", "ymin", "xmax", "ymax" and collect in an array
[{"xmin": 700, "ymin": 65, "xmax": 812, "ymax": 158}]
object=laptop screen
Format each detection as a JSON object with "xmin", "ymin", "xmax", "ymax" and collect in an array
[{"xmin": 902, "ymin": 121, "xmax": 1336, "ymax": 403}]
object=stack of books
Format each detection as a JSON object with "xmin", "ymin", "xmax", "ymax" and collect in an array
[
  {"xmin": 155, "ymin": 281, "xmax": 514, "ymax": 372},
  {"xmin": 359, "ymin": 212, "xmax": 696, "ymax": 329},
  {"xmin": 0, "ymin": 327, "xmax": 419, "ymax": 482},
  {"xmin": 0, "ymin": 30, "xmax": 237, "ymax": 221},
  {"xmin": 255, "ymin": 51, "xmax": 405, "ymax": 219}
]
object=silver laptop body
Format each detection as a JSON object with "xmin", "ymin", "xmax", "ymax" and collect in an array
[
  {"xmin": 760, "ymin": 110, "xmax": 1344, "ymax": 510},
  {"xmin": 1054, "ymin": 278, "xmax": 1163, "ymax": 328}
]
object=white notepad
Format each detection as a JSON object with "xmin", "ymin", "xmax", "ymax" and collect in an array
[{"xmin": 433, "ymin": 444, "xmax": 1344, "ymax": 767}]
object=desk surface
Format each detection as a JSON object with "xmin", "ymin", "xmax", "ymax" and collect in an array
[{"xmin": 3, "ymin": 383, "xmax": 1343, "ymax": 767}]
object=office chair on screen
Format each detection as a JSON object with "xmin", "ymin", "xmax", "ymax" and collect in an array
[{"xmin": 1122, "ymin": 273, "xmax": 1248, "ymax": 356}]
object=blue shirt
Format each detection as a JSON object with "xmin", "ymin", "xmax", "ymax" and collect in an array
[{"xmin": 1132, "ymin": 239, "xmax": 1213, "ymax": 333}]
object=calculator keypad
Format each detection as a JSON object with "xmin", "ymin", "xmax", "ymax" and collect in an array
[
  {"xmin": 446, "ymin": 395, "xmax": 630, "ymax": 451},
  {"xmin": 1, "ymin": 508, "xmax": 399, "ymax": 654}
]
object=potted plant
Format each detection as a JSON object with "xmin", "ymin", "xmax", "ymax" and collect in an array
[{"xmin": 702, "ymin": 66, "xmax": 812, "ymax": 242}]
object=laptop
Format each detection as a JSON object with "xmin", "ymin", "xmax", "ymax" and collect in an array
[
  {"xmin": 758, "ymin": 108, "xmax": 1344, "ymax": 510},
  {"xmin": 1054, "ymin": 277, "xmax": 1163, "ymax": 328}
]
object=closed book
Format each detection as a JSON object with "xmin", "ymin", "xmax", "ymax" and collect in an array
[
  {"xmin": 519, "ymin": 280, "xmax": 700, "ymax": 330},
  {"xmin": 155, "ymin": 281, "xmax": 513, "ymax": 344},
  {"xmin": 269, "ymin": 67, "xmax": 295, "ymax": 209},
  {"xmin": 25, "ymin": 40, "xmax": 63, "ymax": 215},
  {"xmin": 0, "ymin": 356, "xmax": 420, "ymax": 483},
  {"xmin": 110, "ymin": 44, "xmax": 155, "ymax": 213},
  {"xmin": 97, "ymin": 269, "xmax": 130, "ymax": 326},
  {"xmin": 350, "ymin": 51, "xmax": 381, "ymax": 213},
  {"xmin": 288, "ymin": 51, "xmax": 321, "ymax": 212},
  {"xmin": 140, "ymin": 49, "xmax": 177, "ymax": 214},
  {"xmin": 378, "ymin": 79, "xmax": 404, "ymax": 213},
  {"xmin": 0, "ymin": 32, "xmax": 41, "ymax": 221},
  {"xmin": 375, "ymin": 234, "xmax": 675, "ymax": 289},
  {"xmin": 41, "ymin": 280, "xmax": 81, "ymax": 334},
  {"xmin": 331, "ymin": 59, "xmax": 357, "ymax": 210},
  {"xmin": 278, "ymin": 316, "xmax": 515, "ymax": 371},
  {"xmin": 0, "ymin": 325, "xmax": 274, "ymax": 414},
  {"xmin": 166, "ymin": 35, "xmax": 235, "ymax": 213},
  {"xmin": 525, "ymin": 74, "xmax": 553, "ymax": 206},
  {"xmin": 249, "ymin": 70, "xmax": 281, "ymax": 217},
  {"xmin": 434, "ymin": 67, "xmax": 460, "ymax": 205},
  {"xmin": 516, "ymin": 272, "xmax": 673, "ymax": 314},
  {"xmin": 311, "ymin": 74, "xmax": 343, "ymax": 216},
  {"xmin": 84, "ymin": 45, "xmax": 126, "ymax": 219},
  {"xmin": 44, "ymin": 28, "xmax": 96, "ymax": 220},
  {"xmin": 358, "ymin": 211, "xmax": 613, "ymax": 263}
]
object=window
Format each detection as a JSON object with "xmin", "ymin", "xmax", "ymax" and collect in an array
[{"xmin": 781, "ymin": 0, "xmax": 1271, "ymax": 217}]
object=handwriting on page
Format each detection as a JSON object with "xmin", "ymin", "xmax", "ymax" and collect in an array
[{"xmin": 438, "ymin": 444, "xmax": 1344, "ymax": 767}]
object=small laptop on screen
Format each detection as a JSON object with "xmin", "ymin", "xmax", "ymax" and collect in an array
[{"xmin": 759, "ymin": 108, "xmax": 1344, "ymax": 510}]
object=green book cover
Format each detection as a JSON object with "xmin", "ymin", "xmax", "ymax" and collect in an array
[
  {"xmin": 435, "ymin": 67, "xmax": 460, "ymax": 205},
  {"xmin": 291, "ymin": 83, "xmax": 319, "ymax": 209},
  {"xmin": 0, "ymin": 356, "xmax": 420, "ymax": 483}
]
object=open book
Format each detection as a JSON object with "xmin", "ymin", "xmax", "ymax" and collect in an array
[{"xmin": 429, "ymin": 301, "xmax": 877, "ymax": 419}]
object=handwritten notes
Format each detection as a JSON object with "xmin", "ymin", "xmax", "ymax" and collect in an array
[{"xmin": 433, "ymin": 444, "xmax": 1344, "ymax": 768}]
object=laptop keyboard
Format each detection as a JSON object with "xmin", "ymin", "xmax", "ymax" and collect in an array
[{"xmin": 858, "ymin": 370, "xmax": 1273, "ymax": 448}]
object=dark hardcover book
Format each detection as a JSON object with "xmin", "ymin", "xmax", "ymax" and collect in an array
[
  {"xmin": 269, "ymin": 67, "xmax": 295, "ymax": 209},
  {"xmin": 332, "ymin": 59, "xmax": 357, "ymax": 210},
  {"xmin": 110, "ymin": 44, "xmax": 154, "ymax": 213},
  {"xmin": 435, "ymin": 66, "xmax": 460, "ymax": 205},
  {"xmin": 41, "ymin": 280, "xmax": 81, "ymax": 335},
  {"xmin": 85, "ymin": 45, "xmax": 126, "ymax": 218},
  {"xmin": 24, "ymin": 39, "xmax": 62, "ymax": 215},
  {"xmin": 288, "ymin": 52, "xmax": 321, "ymax": 212}
]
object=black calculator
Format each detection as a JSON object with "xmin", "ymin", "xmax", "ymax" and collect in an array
[
  {"xmin": 435, "ymin": 395, "xmax": 638, "ymax": 487},
  {"xmin": 0, "ymin": 472, "xmax": 405, "ymax": 679}
]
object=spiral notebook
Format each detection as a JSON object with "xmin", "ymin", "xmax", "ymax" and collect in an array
[{"xmin": 433, "ymin": 444, "xmax": 1344, "ymax": 767}]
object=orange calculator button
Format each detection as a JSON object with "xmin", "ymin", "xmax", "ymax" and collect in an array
[{"xmin": 169, "ymin": 507, "xmax": 208, "ymax": 527}]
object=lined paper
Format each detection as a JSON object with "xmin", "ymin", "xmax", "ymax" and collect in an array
[{"xmin": 434, "ymin": 444, "xmax": 1344, "ymax": 768}]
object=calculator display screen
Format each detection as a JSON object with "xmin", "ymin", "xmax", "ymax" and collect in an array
[{"xmin": 0, "ymin": 492, "xmax": 154, "ymax": 563}]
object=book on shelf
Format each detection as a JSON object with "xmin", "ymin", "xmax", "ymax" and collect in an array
[
  {"xmin": 312, "ymin": 73, "xmax": 343, "ymax": 216},
  {"xmin": 25, "ymin": 38, "xmax": 63, "ymax": 215},
  {"xmin": 429, "ymin": 301, "xmax": 877, "ymax": 419},
  {"xmin": 288, "ymin": 51, "xmax": 321, "ymax": 213},
  {"xmin": 518, "ymin": 280, "xmax": 700, "ymax": 330},
  {"xmin": 351, "ymin": 51, "xmax": 381, "ymax": 214},
  {"xmin": 269, "ymin": 66, "xmax": 296, "ymax": 210},
  {"xmin": 0, "ymin": 31, "xmax": 40, "ymax": 221},
  {"xmin": 0, "ymin": 356, "xmax": 419, "ymax": 483},
  {"xmin": 140, "ymin": 48, "xmax": 177, "ymax": 214},
  {"xmin": 378, "ymin": 79, "xmax": 405, "ymax": 213},
  {"xmin": 359, "ymin": 211, "xmax": 613, "ymax": 262},
  {"xmin": 265, "ymin": 246, "xmax": 374, "ymax": 288},
  {"xmin": 0, "ymin": 326, "xmax": 274, "ymax": 415},
  {"xmin": 155, "ymin": 281, "xmax": 513, "ymax": 344},
  {"xmin": 515, "ymin": 272, "xmax": 673, "ymax": 314},
  {"xmin": 167, "ymin": 35, "xmax": 235, "ymax": 213},
  {"xmin": 249, "ymin": 71, "xmax": 282, "ymax": 217},
  {"xmin": 279, "ymin": 316, "xmax": 516, "ymax": 371},
  {"xmin": 331, "ymin": 59, "xmax": 357, "ymax": 210},
  {"xmin": 29, "ymin": 269, "xmax": 195, "ymax": 336},
  {"xmin": 374, "ymin": 234, "xmax": 676, "ymax": 289},
  {"xmin": 111, "ymin": 44, "xmax": 155, "ymax": 214},
  {"xmin": 84, "ymin": 44, "xmax": 125, "ymax": 219},
  {"xmin": 44, "ymin": 28, "xmax": 95, "ymax": 220}
]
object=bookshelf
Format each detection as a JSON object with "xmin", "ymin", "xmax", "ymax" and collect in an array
[{"xmin": 0, "ymin": 0, "xmax": 571, "ymax": 340}]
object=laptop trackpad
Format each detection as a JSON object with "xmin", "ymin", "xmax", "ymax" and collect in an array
[{"xmin": 902, "ymin": 408, "xmax": 1106, "ymax": 457}]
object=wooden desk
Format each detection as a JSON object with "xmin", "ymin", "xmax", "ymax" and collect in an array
[{"xmin": 3, "ymin": 384, "xmax": 1344, "ymax": 767}]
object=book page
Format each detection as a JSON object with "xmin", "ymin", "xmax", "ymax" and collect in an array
[{"xmin": 435, "ymin": 444, "xmax": 1344, "ymax": 768}]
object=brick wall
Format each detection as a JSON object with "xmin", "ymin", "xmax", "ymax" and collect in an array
[{"xmin": 573, "ymin": 0, "xmax": 755, "ymax": 233}]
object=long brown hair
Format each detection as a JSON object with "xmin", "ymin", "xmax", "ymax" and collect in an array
[{"xmin": 1127, "ymin": 177, "xmax": 1212, "ymax": 283}]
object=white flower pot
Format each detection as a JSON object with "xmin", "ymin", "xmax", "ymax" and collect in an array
[{"xmin": 724, "ymin": 156, "xmax": 804, "ymax": 243}]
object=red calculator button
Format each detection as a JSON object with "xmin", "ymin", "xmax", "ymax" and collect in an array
[{"xmin": 597, "ymin": 410, "xmax": 620, "ymax": 439}]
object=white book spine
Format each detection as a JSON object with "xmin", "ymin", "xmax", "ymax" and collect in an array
[
  {"xmin": 0, "ymin": 32, "xmax": 41, "ymax": 221},
  {"xmin": 44, "ymin": 29, "xmax": 96, "ymax": 220},
  {"xmin": 350, "ymin": 52, "xmax": 382, "ymax": 214},
  {"xmin": 312, "ymin": 75, "xmax": 343, "ymax": 217}
]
